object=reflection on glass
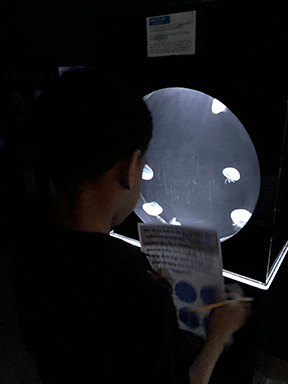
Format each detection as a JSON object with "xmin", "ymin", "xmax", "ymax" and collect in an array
[
  {"xmin": 230, "ymin": 209, "xmax": 252, "ymax": 228},
  {"xmin": 211, "ymin": 98, "xmax": 227, "ymax": 114},
  {"xmin": 142, "ymin": 202, "xmax": 163, "ymax": 216},
  {"xmin": 222, "ymin": 167, "xmax": 241, "ymax": 184},
  {"xmin": 142, "ymin": 164, "xmax": 154, "ymax": 180}
]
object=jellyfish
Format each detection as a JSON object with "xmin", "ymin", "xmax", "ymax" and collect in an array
[
  {"xmin": 169, "ymin": 217, "xmax": 181, "ymax": 226},
  {"xmin": 142, "ymin": 164, "xmax": 154, "ymax": 181},
  {"xmin": 222, "ymin": 167, "xmax": 241, "ymax": 184},
  {"xmin": 211, "ymin": 98, "xmax": 227, "ymax": 114},
  {"xmin": 142, "ymin": 202, "xmax": 163, "ymax": 216},
  {"xmin": 230, "ymin": 209, "xmax": 252, "ymax": 228}
]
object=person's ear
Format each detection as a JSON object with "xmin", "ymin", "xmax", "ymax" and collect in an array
[{"xmin": 119, "ymin": 149, "xmax": 142, "ymax": 190}]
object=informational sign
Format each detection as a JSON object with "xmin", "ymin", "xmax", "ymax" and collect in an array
[
  {"xmin": 146, "ymin": 11, "xmax": 196, "ymax": 57},
  {"xmin": 138, "ymin": 224, "xmax": 224, "ymax": 338}
]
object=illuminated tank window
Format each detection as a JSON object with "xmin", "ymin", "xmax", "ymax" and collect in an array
[{"xmin": 134, "ymin": 88, "xmax": 260, "ymax": 241}]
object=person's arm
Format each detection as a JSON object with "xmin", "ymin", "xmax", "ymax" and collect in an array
[{"xmin": 188, "ymin": 299, "xmax": 250, "ymax": 384}]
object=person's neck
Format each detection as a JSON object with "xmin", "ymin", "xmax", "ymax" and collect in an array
[
  {"xmin": 54, "ymin": 213, "xmax": 112, "ymax": 234},
  {"xmin": 52, "ymin": 188, "xmax": 114, "ymax": 235}
]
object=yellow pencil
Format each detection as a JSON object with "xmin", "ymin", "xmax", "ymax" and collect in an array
[{"xmin": 189, "ymin": 297, "xmax": 254, "ymax": 312}]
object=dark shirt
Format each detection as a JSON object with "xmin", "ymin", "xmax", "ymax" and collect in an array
[{"xmin": 14, "ymin": 228, "xmax": 201, "ymax": 384}]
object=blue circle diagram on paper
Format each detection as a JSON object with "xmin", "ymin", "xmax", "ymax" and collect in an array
[
  {"xmin": 200, "ymin": 286, "xmax": 214, "ymax": 305},
  {"xmin": 179, "ymin": 307, "xmax": 200, "ymax": 329},
  {"xmin": 175, "ymin": 281, "xmax": 197, "ymax": 303}
]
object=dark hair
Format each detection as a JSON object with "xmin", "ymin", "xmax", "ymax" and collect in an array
[{"xmin": 32, "ymin": 68, "xmax": 153, "ymax": 193}]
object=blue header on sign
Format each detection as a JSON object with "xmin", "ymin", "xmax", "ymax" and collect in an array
[{"xmin": 149, "ymin": 16, "xmax": 170, "ymax": 26}]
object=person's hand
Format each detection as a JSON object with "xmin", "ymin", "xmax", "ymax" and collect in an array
[
  {"xmin": 224, "ymin": 283, "xmax": 245, "ymax": 300},
  {"xmin": 205, "ymin": 284, "xmax": 251, "ymax": 347},
  {"xmin": 188, "ymin": 285, "xmax": 251, "ymax": 384}
]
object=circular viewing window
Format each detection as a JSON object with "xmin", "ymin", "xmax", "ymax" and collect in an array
[{"xmin": 134, "ymin": 88, "xmax": 261, "ymax": 241}]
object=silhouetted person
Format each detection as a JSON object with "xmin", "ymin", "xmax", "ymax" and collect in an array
[{"xmin": 14, "ymin": 68, "xmax": 250, "ymax": 384}]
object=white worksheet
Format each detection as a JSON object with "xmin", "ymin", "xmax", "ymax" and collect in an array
[{"xmin": 138, "ymin": 224, "xmax": 224, "ymax": 338}]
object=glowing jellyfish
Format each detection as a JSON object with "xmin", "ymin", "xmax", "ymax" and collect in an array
[
  {"xmin": 222, "ymin": 167, "xmax": 241, "ymax": 184},
  {"xmin": 230, "ymin": 209, "xmax": 252, "ymax": 228},
  {"xmin": 211, "ymin": 98, "xmax": 227, "ymax": 114},
  {"xmin": 142, "ymin": 164, "xmax": 154, "ymax": 180},
  {"xmin": 169, "ymin": 217, "xmax": 181, "ymax": 226},
  {"xmin": 142, "ymin": 202, "xmax": 163, "ymax": 216}
]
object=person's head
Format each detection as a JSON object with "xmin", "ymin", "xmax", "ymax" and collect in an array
[
  {"xmin": 31, "ymin": 67, "xmax": 153, "ymax": 230},
  {"xmin": 33, "ymin": 67, "xmax": 153, "ymax": 199}
]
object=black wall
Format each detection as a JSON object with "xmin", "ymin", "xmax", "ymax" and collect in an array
[{"xmin": 1, "ymin": 0, "xmax": 288, "ymax": 367}]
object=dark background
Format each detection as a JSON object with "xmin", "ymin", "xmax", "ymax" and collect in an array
[{"xmin": 1, "ymin": 0, "xmax": 288, "ymax": 382}]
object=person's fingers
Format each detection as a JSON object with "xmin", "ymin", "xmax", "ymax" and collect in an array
[
  {"xmin": 229, "ymin": 300, "xmax": 251, "ymax": 328},
  {"xmin": 224, "ymin": 283, "xmax": 244, "ymax": 300},
  {"xmin": 225, "ymin": 283, "xmax": 244, "ymax": 295},
  {"xmin": 206, "ymin": 300, "xmax": 251, "ymax": 345}
]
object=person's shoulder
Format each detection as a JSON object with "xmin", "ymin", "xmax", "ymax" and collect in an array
[{"xmin": 55, "ymin": 229, "xmax": 151, "ymax": 269}]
